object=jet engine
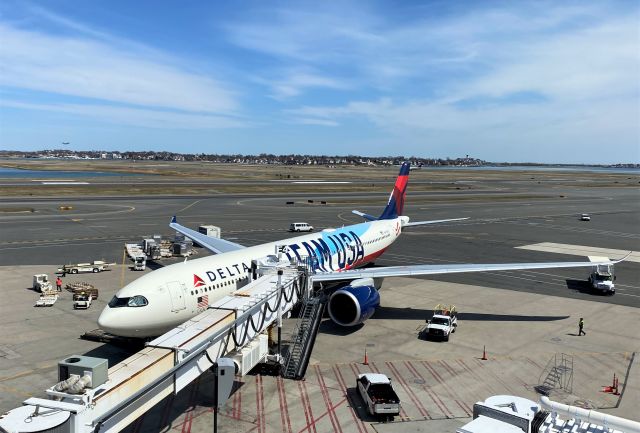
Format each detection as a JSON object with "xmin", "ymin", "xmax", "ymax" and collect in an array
[{"xmin": 327, "ymin": 278, "xmax": 380, "ymax": 326}]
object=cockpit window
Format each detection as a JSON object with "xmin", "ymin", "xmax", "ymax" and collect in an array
[
  {"xmin": 127, "ymin": 295, "xmax": 148, "ymax": 307},
  {"xmin": 108, "ymin": 295, "xmax": 148, "ymax": 307},
  {"xmin": 108, "ymin": 296, "xmax": 130, "ymax": 308}
]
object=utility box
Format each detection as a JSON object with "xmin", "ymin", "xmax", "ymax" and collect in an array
[
  {"xmin": 198, "ymin": 225, "xmax": 221, "ymax": 238},
  {"xmin": 58, "ymin": 355, "xmax": 108, "ymax": 388},
  {"xmin": 216, "ymin": 358, "xmax": 235, "ymax": 409},
  {"xmin": 230, "ymin": 335, "xmax": 268, "ymax": 376}
]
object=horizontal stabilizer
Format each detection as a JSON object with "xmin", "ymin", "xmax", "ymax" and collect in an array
[
  {"xmin": 311, "ymin": 254, "xmax": 629, "ymax": 283},
  {"xmin": 352, "ymin": 210, "xmax": 379, "ymax": 221},
  {"xmin": 169, "ymin": 216, "xmax": 245, "ymax": 255},
  {"xmin": 403, "ymin": 217, "xmax": 469, "ymax": 227}
]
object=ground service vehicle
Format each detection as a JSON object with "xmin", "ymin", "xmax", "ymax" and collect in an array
[
  {"xmin": 133, "ymin": 256, "xmax": 146, "ymax": 271},
  {"xmin": 356, "ymin": 373, "xmax": 401, "ymax": 419},
  {"xmin": 588, "ymin": 256, "xmax": 615, "ymax": 294},
  {"xmin": 580, "ymin": 214, "xmax": 591, "ymax": 221},
  {"xmin": 73, "ymin": 293, "xmax": 93, "ymax": 309},
  {"xmin": 57, "ymin": 261, "xmax": 114, "ymax": 275},
  {"xmin": 32, "ymin": 274, "xmax": 52, "ymax": 292},
  {"xmin": 289, "ymin": 222, "xmax": 313, "ymax": 232},
  {"xmin": 423, "ymin": 305, "xmax": 458, "ymax": 341}
]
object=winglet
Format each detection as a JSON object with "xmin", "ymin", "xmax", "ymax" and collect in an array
[
  {"xmin": 171, "ymin": 216, "xmax": 177, "ymax": 224},
  {"xmin": 612, "ymin": 252, "xmax": 632, "ymax": 264}
]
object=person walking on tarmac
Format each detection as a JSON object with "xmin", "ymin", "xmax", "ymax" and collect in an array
[
  {"xmin": 55, "ymin": 276, "xmax": 63, "ymax": 292},
  {"xmin": 578, "ymin": 317, "xmax": 586, "ymax": 336}
]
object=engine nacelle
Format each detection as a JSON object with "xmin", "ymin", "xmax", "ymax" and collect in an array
[{"xmin": 327, "ymin": 278, "xmax": 380, "ymax": 326}]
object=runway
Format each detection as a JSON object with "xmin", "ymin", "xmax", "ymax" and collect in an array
[{"xmin": 1, "ymin": 175, "xmax": 638, "ymax": 307}]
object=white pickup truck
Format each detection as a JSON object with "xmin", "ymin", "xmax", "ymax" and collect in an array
[
  {"xmin": 422, "ymin": 305, "xmax": 458, "ymax": 341},
  {"xmin": 588, "ymin": 256, "xmax": 615, "ymax": 294},
  {"xmin": 356, "ymin": 373, "xmax": 401, "ymax": 420}
]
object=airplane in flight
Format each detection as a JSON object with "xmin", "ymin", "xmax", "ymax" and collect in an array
[{"xmin": 98, "ymin": 163, "xmax": 625, "ymax": 337}]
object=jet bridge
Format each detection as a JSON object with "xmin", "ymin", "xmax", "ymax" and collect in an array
[{"xmin": 0, "ymin": 257, "xmax": 313, "ymax": 433}]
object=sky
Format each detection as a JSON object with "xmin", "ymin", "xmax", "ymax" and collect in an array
[{"xmin": 0, "ymin": 1, "xmax": 638, "ymax": 163}]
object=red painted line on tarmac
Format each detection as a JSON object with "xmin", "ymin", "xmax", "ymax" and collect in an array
[
  {"xmin": 438, "ymin": 360, "xmax": 457, "ymax": 377},
  {"xmin": 405, "ymin": 361, "xmax": 453, "ymax": 418},
  {"xmin": 277, "ymin": 377, "xmax": 293, "ymax": 433},
  {"xmin": 367, "ymin": 361, "xmax": 381, "ymax": 373},
  {"xmin": 386, "ymin": 361, "xmax": 430, "ymax": 419},
  {"xmin": 332, "ymin": 366, "xmax": 367, "ymax": 433},
  {"xmin": 314, "ymin": 365, "xmax": 342, "ymax": 433},
  {"xmin": 237, "ymin": 380, "xmax": 243, "ymax": 420},
  {"xmin": 298, "ymin": 397, "xmax": 348, "ymax": 433},
  {"xmin": 440, "ymin": 360, "xmax": 473, "ymax": 415},
  {"xmin": 180, "ymin": 379, "xmax": 200, "ymax": 433},
  {"xmin": 422, "ymin": 361, "xmax": 472, "ymax": 416},
  {"xmin": 472, "ymin": 358, "xmax": 518, "ymax": 395},
  {"xmin": 296, "ymin": 380, "xmax": 317, "ymax": 433},
  {"xmin": 256, "ymin": 375, "xmax": 266, "ymax": 433},
  {"xmin": 456, "ymin": 359, "xmax": 500, "ymax": 395}
]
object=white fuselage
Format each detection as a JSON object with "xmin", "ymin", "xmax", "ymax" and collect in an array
[{"xmin": 98, "ymin": 218, "xmax": 403, "ymax": 337}]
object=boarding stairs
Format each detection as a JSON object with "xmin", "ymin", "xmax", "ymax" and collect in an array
[
  {"xmin": 282, "ymin": 295, "xmax": 326, "ymax": 380},
  {"xmin": 535, "ymin": 353, "xmax": 574, "ymax": 396}
]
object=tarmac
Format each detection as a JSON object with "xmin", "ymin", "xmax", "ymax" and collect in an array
[{"xmin": 0, "ymin": 169, "xmax": 638, "ymax": 432}]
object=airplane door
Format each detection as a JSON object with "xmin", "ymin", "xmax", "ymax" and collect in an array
[{"xmin": 166, "ymin": 281, "xmax": 186, "ymax": 311}]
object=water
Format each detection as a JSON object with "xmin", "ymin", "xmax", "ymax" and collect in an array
[{"xmin": 0, "ymin": 166, "xmax": 138, "ymax": 178}]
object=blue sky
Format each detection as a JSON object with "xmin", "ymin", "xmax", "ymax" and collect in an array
[{"xmin": 0, "ymin": 1, "xmax": 638, "ymax": 163}]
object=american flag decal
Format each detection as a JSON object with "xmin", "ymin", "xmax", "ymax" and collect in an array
[{"xmin": 197, "ymin": 295, "xmax": 208, "ymax": 308}]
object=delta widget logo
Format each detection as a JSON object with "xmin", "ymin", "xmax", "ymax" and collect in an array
[{"xmin": 193, "ymin": 274, "xmax": 206, "ymax": 288}]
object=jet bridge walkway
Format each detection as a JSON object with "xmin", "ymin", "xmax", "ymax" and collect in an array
[{"xmin": 0, "ymin": 258, "xmax": 314, "ymax": 433}]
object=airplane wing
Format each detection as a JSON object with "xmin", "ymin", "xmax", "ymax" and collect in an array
[
  {"xmin": 403, "ymin": 217, "xmax": 469, "ymax": 227},
  {"xmin": 310, "ymin": 254, "xmax": 629, "ymax": 282},
  {"xmin": 170, "ymin": 216, "xmax": 246, "ymax": 254}
]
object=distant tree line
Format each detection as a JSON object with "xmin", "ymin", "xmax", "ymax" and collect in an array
[
  {"xmin": 0, "ymin": 150, "xmax": 487, "ymax": 167},
  {"xmin": 1, "ymin": 150, "xmax": 637, "ymax": 168}
]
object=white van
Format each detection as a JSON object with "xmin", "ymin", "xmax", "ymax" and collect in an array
[{"xmin": 289, "ymin": 222, "xmax": 314, "ymax": 232}]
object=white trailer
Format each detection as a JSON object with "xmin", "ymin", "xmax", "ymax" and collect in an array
[{"xmin": 57, "ymin": 260, "xmax": 115, "ymax": 275}]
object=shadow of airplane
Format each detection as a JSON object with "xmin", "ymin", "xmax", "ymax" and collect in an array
[
  {"xmin": 371, "ymin": 306, "xmax": 569, "ymax": 322},
  {"xmin": 566, "ymin": 279, "xmax": 613, "ymax": 296},
  {"xmin": 83, "ymin": 342, "xmax": 144, "ymax": 367}
]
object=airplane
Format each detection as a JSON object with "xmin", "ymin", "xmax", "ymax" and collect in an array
[{"xmin": 98, "ymin": 163, "xmax": 626, "ymax": 337}]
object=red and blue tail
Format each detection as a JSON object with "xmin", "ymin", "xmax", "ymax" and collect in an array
[{"xmin": 379, "ymin": 162, "xmax": 410, "ymax": 219}]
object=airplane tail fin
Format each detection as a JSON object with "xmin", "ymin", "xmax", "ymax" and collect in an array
[{"xmin": 379, "ymin": 162, "xmax": 410, "ymax": 220}]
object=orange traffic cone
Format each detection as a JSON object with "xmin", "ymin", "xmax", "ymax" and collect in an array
[
  {"xmin": 481, "ymin": 345, "xmax": 487, "ymax": 360},
  {"xmin": 363, "ymin": 348, "xmax": 369, "ymax": 365}
]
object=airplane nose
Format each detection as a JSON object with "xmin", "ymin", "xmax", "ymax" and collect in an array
[{"xmin": 98, "ymin": 307, "xmax": 120, "ymax": 335}]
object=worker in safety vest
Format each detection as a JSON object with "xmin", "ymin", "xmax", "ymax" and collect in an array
[
  {"xmin": 56, "ymin": 277, "xmax": 62, "ymax": 292},
  {"xmin": 578, "ymin": 318, "xmax": 586, "ymax": 336}
]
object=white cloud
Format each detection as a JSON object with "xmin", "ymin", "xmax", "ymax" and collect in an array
[
  {"xmin": 1, "ymin": 100, "xmax": 247, "ymax": 129},
  {"xmin": 0, "ymin": 23, "xmax": 237, "ymax": 114},
  {"xmin": 277, "ymin": 3, "xmax": 639, "ymax": 162},
  {"xmin": 253, "ymin": 69, "xmax": 349, "ymax": 99}
]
